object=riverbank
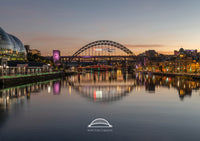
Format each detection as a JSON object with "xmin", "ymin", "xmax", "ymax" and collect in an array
[
  {"xmin": 0, "ymin": 70, "xmax": 79, "ymax": 88},
  {"xmin": 0, "ymin": 71, "xmax": 65, "ymax": 87}
]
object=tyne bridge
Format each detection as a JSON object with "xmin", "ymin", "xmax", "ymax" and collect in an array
[{"xmin": 60, "ymin": 40, "xmax": 142, "ymax": 70}]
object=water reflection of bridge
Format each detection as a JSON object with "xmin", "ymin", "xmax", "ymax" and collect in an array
[
  {"xmin": 67, "ymin": 71, "xmax": 135, "ymax": 102},
  {"xmin": 71, "ymin": 81, "xmax": 135, "ymax": 102},
  {"xmin": 0, "ymin": 72, "xmax": 200, "ymax": 108},
  {"xmin": 68, "ymin": 71, "xmax": 200, "ymax": 101},
  {"xmin": 0, "ymin": 71, "xmax": 199, "ymax": 129}
]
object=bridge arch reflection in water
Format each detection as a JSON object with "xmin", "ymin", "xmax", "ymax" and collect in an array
[
  {"xmin": 1, "ymin": 71, "xmax": 200, "ymax": 109},
  {"xmin": 67, "ymin": 71, "xmax": 200, "ymax": 102},
  {"xmin": 69, "ymin": 71, "xmax": 135, "ymax": 102},
  {"xmin": 0, "ymin": 73, "xmax": 200, "ymax": 140}
]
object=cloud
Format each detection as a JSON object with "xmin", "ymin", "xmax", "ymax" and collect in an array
[{"xmin": 124, "ymin": 44, "xmax": 165, "ymax": 48}]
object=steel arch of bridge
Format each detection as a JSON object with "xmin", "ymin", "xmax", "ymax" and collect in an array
[{"xmin": 70, "ymin": 40, "xmax": 134, "ymax": 61}]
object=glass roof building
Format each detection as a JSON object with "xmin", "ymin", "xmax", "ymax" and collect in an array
[{"xmin": 0, "ymin": 27, "xmax": 27, "ymax": 60}]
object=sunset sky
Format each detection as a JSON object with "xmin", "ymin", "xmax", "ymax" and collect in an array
[{"xmin": 1, "ymin": 0, "xmax": 200, "ymax": 56}]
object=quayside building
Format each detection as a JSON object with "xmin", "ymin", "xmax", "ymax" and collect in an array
[
  {"xmin": 0, "ymin": 27, "xmax": 27, "ymax": 61},
  {"xmin": 0, "ymin": 27, "xmax": 53, "ymax": 77}
]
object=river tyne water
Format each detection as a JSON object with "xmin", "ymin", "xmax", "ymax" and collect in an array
[{"xmin": 0, "ymin": 71, "xmax": 200, "ymax": 141}]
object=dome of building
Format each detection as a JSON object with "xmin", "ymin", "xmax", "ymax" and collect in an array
[
  {"xmin": 8, "ymin": 34, "xmax": 20, "ymax": 52},
  {"xmin": 0, "ymin": 27, "xmax": 27, "ymax": 60},
  {"xmin": 0, "ymin": 27, "xmax": 13, "ymax": 51},
  {"xmin": 9, "ymin": 34, "xmax": 26, "ymax": 53}
]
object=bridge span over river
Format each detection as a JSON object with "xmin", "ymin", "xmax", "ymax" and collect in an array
[{"xmin": 59, "ymin": 40, "xmax": 144, "ymax": 68}]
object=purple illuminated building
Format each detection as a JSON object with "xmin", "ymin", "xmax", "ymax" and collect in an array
[{"xmin": 53, "ymin": 50, "xmax": 61, "ymax": 66}]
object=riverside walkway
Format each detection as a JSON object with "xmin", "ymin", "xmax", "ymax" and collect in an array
[{"xmin": 0, "ymin": 71, "xmax": 65, "ymax": 86}]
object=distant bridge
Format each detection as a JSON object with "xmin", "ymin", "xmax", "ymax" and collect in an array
[
  {"xmin": 71, "ymin": 40, "xmax": 134, "ymax": 60},
  {"xmin": 60, "ymin": 40, "xmax": 144, "ymax": 68}
]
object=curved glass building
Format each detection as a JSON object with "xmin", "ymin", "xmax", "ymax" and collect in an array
[{"xmin": 0, "ymin": 27, "xmax": 27, "ymax": 60}]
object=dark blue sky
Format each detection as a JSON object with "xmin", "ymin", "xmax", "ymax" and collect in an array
[{"xmin": 1, "ymin": 0, "xmax": 200, "ymax": 55}]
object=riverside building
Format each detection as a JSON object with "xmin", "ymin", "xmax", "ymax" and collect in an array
[{"xmin": 0, "ymin": 27, "xmax": 27, "ymax": 61}]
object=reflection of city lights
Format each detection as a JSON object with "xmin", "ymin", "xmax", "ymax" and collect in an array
[
  {"xmin": 117, "ymin": 86, "xmax": 121, "ymax": 92},
  {"xmin": 166, "ymin": 77, "xmax": 169, "ymax": 82},
  {"xmin": 47, "ymin": 86, "xmax": 51, "ymax": 93},
  {"xmin": 96, "ymin": 91, "xmax": 102, "ymax": 98},
  {"xmin": 69, "ymin": 86, "xmax": 71, "ymax": 95},
  {"xmin": 7, "ymin": 96, "xmax": 9, "ymax": 101},
  {"xmin": 93, "ymin": 91, "xmax": 96, "ymax": 101},
  {"xmin": 117, "ymin": 70, "xmax": 121, "ymax": 75},
  {"xmin": 180, "ymin": 89, "xmax": 185, "ymax": 95},
  {"xmin": 93, "ymin": 91, "xmax": 102, "ymax": 101},
  {"xmin": 53, "ymin": 81, "xmax": 60, "ymax": 95},
  {"xmin": 136, "ymin": 73, "xmax": 138, "ymax": 78}
]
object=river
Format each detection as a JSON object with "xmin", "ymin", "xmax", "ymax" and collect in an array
[{"xmin": 0, "ymin": 71, "xmax": 200, "ymax": 141}]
